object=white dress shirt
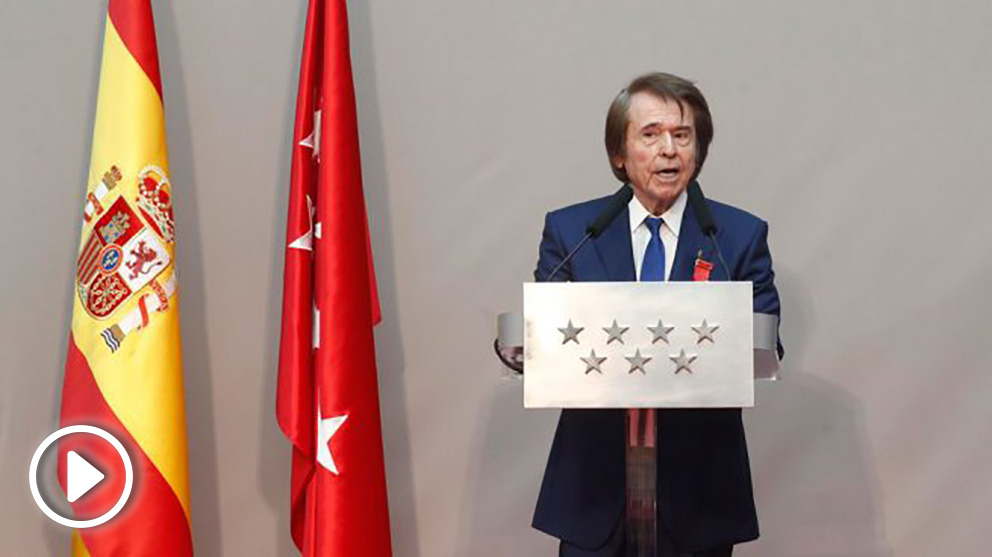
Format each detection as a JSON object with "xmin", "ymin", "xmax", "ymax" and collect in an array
[{"xmin": 628, "ymin": 189, "xmax": 687, "ymax": 282}]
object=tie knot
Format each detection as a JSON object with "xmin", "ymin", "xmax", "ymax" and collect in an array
[{"xmin": 645, "ymin": 217, "xmax": 664, "ymax": 237}]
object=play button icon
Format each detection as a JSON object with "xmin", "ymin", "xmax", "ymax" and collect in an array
[
  {"xmin": 29, "ymin": 425, "xmax": 133, "ymax": 528},
  {"xmin": 66, "ymin": 451, "xmax": 106, "ymax": 503}
]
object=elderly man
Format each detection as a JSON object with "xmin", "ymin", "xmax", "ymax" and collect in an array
[{"xmin": 532, "ymin": 72, "xmax": 783, "ymax": 557}]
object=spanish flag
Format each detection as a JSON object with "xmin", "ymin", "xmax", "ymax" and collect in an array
[{"xmin": 57, "ymin": 1, "xmax": 193, "ymax": 554}]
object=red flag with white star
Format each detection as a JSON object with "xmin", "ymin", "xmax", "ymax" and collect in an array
[{"xmin": 276, "ymin": 0, "xmax": 391, "ymax": 554}]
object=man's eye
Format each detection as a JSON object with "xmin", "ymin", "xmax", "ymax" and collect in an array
[{"xmin": 674, "ymin": 131, "xmax": 690, "ymax": 140}]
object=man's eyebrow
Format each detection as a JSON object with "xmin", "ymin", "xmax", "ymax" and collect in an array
[{"xmin": 639, "ymin": 122, "xmax": 693, "ymax": 130}]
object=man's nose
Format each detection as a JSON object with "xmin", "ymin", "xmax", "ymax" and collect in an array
[{"xmin": 658, "ymin": 132, "xmax": 676, "ymax": 156}]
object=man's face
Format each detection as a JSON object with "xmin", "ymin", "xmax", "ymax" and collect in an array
[{"xmin": 614, "ymin": 92, "xmax": 698, "ymax": 215}]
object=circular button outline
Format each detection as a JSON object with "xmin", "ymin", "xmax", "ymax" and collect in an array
[{"xmin": 29, "ymin": 425, "xmax": 134, "ymax": 528}]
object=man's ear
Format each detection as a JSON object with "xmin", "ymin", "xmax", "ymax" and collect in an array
[{"xmin": 611, "ymin": 155, "xmax": 624, "ymax": 171}]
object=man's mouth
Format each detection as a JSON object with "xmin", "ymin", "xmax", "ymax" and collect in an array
[{"xmin": 656, "ymin": 168, "xmax": 680, "ymax": 178}]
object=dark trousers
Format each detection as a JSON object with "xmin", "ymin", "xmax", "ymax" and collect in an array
[{"xmin": 558, "ymin": 517, "xmax": 733, "ymax": 557}]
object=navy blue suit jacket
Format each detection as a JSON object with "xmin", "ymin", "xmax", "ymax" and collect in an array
[{"xmin": 531, "ymin": 191, "xmax": 783, "ymax": 552}]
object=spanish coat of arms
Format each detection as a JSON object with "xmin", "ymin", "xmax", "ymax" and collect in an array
[{"xmin": 75, "ymin": 165, "xmax": 175, "ymax": 321}]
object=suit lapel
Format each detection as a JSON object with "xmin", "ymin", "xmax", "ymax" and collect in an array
[
  {"xmin": 592, "ymin": 205, "xmax": 636, "ymax": 282},
  {"xmin": 671, "ymin": 202, "xmax": 712, "ymax": 282}
]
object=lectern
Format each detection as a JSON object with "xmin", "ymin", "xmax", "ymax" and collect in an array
[{"xmin": 497, "ymin": 281, "xmax": 779, "ymax": 556}]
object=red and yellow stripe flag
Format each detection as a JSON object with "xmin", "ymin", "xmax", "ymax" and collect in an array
[{"xmin": 57, "ymin": 1, "xmax": 193, "ymax": 554}]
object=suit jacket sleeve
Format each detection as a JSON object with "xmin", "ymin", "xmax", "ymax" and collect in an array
[
  {"xmin": 735, "ymin": 219, "xmax": 785, "ymax": 360},
  {"xmin": 535, "ymin": 211, "xmax": 571, "ymax": 282}
]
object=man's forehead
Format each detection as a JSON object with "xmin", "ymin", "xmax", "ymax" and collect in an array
[{"xmin": 629, "ymin": 92, "xmax": 693, "ymax": 127}]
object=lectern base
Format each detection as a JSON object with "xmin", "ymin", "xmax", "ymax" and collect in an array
[{"xmin": 625, "ymin": 410, "xmax": 656, "ymax": 556}]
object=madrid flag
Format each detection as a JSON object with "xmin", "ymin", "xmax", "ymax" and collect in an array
[
  {"xmin": 58, "ymin": 1, "xmax": 193, "ymax": 554},
  {"xmin": 276, "ymin": 0, "xmax": 393, "ymax": 555}
]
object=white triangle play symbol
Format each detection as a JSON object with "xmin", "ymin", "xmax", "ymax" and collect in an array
[{"xmin": 66, "ymin": 451, "xmax": 105, "ymax": 503}]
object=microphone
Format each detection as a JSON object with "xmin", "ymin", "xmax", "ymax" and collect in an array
[
  {"xmin": 687, "ymin": 180, "xmax": 716, "ymax": 235},
  {"xmin": 543, "ymin": 184, "xmax": 633, "ymax": 282},
  {"xmin": 586, "ymin": 184, "xmax": 634, "ymax": 238},
  {"xmin": 687, "ymin": 180, "xmax": 732, "ymax": 280},
  {"xmin": 500, "ymin": 184, "xmax": 632, "ymax": 373}
]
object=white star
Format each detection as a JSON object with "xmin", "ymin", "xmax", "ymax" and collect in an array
[
  {"xmin": 557, "ymin": 320, "xmax": 584, "ymax": 345},
  {"xmin": 691, "ymin": 319, "xmax": 720, "ymax": 344},
  {"xmin": 602, "ymin": 319, "xmax": 629, "ymax": 345},
  {"xmin": 316, "ymin": 403, "xmax": 347, "ymax": 475},
  {"xmin": 580, "ymin": 349, "xmax": 607, "ymax": 374},
  {"xmin": 624, "ymin": 349, "xmax": 652, "ymax": 374},
  {"xmin": 647, "ymin": 319, "xmax": 675, "ymax": 344},
  {"xmin": 299, "ymin": 109, "xmax": 322, "ymax": 160},
  {"xmin": 288, "ymin": 195, "xmax": 315, "ymax": 251},
  {"xmin": 669, "ymin": 349, "xmax": 698, "ymax": 374}
]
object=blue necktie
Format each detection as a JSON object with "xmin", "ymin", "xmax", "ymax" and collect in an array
[{"xmin": 640, "ymin": 217, "xmax": 665, "ymax": 282}]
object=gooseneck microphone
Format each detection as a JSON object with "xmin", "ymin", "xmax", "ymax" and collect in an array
[
  {"xmin": 542, "ymin": 184, "xmax": 634, "ymax": 282},
  {"xmin": 498, "ymin": 184, "xmax": 633, "ymax": 373},
  {"xmin": 686, "ymin": 180, "xmax": 732, "ymax": 280},
  {"xmin": 586, "ymin": 184, "xmax": 635, "ymax": 238}
]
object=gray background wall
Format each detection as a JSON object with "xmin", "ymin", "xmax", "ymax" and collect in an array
[{"xmin": 2, "ymin": 0, "xmax": 991, "ymax": 555}]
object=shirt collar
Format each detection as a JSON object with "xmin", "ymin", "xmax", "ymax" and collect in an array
[{"xmin": 628, "ymin": 188, "xmax": 687, "ymax": 237}]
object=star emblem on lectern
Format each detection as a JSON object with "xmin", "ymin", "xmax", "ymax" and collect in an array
[
  {"xmin": 624, "ymin": 349, "xmax": 652, "ymax": 374},
  {"xmin": 557, "ymin": 320, "xmax": 584, "ymax": 345},
  {"xmin": 580, "ymin": 349, "xmax": 607, "ymax": 374},
  {"xmin": 691, "ymin": 319, "xmax": 719, "ymax": 344},
  {"xmin": 602, "ymin": 319, "xmax": 629, "ymax": 344},
  {"xmin": 669, "ymin": 349, "xmax": 698, "ymax": 374},
  {"xmin": 647, "ymin": 319, "xmax": 675, "ymax": 344}
]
